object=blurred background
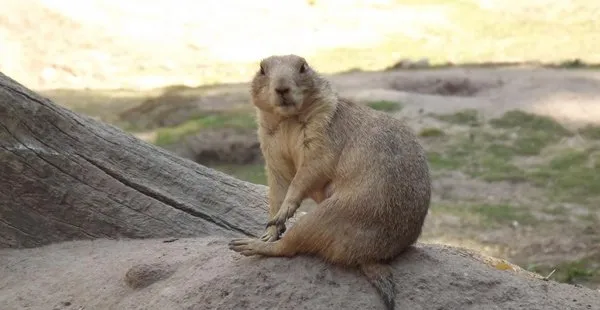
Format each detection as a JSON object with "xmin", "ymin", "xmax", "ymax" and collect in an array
[{"xmin": 1, "ymin": 0, "xmax": 599, "ymax": 289}]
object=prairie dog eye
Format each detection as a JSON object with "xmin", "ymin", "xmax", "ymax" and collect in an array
[
  {"xmin": 259, "ymin": 65, "xmax": 265, "ymax": 75},
  {"xmin": 299, "ymin": 62, "xmax": 308, "ymax": 73}
]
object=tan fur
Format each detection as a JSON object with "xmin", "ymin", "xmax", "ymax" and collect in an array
[{"xmin": 228, "ymin": 55, "xmax": 431, "ymax": 310}]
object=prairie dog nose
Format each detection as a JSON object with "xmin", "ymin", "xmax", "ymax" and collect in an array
[{"xmin": 275, "ymin": 86, "xmax": 290, "ymax": 95}]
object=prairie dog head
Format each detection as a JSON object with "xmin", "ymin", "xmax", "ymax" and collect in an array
[{"xmin": 251, "ymin": 54, "xmax": 321, "ymax": 117}]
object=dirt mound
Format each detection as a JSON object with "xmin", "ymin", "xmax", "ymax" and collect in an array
[
  {"xmin": 120, "ymin": 93, "xmax": 204, "ymax": 130},
  {"xmin": 388, "ymin": 76, "xmax": 503, "ymax": 97},
  {"xmin": 119, "ymin": 86, "xmax": 250, "ymax": 131},
  {"xmin": 170, "ymin": 128, "xmax": 262, "ymax": 165},
  {"xmin": 1, "ymin": 237, "xmax": 598, "ymax": 310}
]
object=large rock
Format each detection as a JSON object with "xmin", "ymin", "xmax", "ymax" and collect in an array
[
  {"xmin": 1, "ymin": 237, "xmax": 598, "ymax": 310},
  {"xmin": 167, "ymin": 128, "xmax": 263, "ymax": 166}
]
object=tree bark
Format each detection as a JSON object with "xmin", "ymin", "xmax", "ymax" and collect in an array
[{"xmin": 0, "ymin": 72, "xmax": 268, "ymax": 249}]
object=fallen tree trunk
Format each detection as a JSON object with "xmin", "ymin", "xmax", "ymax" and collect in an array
[{"xmin": 0, "ymin": 71, "xmax": 267, "ymax": 248}]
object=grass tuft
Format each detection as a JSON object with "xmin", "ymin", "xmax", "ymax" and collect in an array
[
  {"xmin": 154, "ymin": 112, "xmax": 256, "ymax": 146},
  {"xmin": 433, "ymin": 109, "xmax": 479, "ymax": 125},
  {"xmin": 527, "ymin": 259, "xmax": 600, "ymax": 285},
  {"xmin": 472, "ymin": 203, "xmax": 537, "ymax": 225},
  {"xmin": 211, "ymin": 163, "xmax": 267, "ymax": 185},
  {"xmin": 489, "ymin": 110, "xmax": 571, "ymax": 135},
  {"xmin": 419, "ymin": 127, "xmax": 445, "ymax": 137},
  {"xmin": 527, "ymin": 149, "xmax": 600, "ymax": 203},
  {"xmin": 367, "ymin": 100, "xmax": 403, "ymax": 112},
  {"xmin": 489, "ymin": 110, "xmax": 573, "ymax": 156},
  {"xmin": 578, "ymin": 124, "xmax": 600, "ymax": 140}
]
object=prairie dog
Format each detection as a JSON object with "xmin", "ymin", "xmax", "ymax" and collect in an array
[{"xmin": 228, "ymin": 55, "xmax": 431, "ymax": 310}]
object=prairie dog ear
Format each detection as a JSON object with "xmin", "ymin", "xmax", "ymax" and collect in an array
[
  {"xmin": 299, "ymin": 62, "xmax": 308, "ymax": 73},
  {"xmin": 259, "ymin": 60, "xmax": 266, "ymax": 75}
]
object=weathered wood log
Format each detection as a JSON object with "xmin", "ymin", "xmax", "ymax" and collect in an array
[{"xmin": 0, "ymin": 71, "xmax": 267, "ymax": 248}]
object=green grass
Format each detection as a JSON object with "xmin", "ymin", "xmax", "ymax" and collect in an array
[
  {"xmin": 212, "ymin": 163, "xmax": 267, "ymax": 185},
  {"xmin": 424, "ymin": 112, "xmax": 600, "ymax": 203},
  {"xmin": 428, "ymin": 122, "xmax": 600, "ymax": 201},
  {"xmin": 427, "ymin": 151, "xmax": 463, "ymax": 170},
  {"xmin": 548, "ymin": 150, "xmax": 590, "ymax": 170},
  {"xmin": 527, "ymin": 149, "xmax": 600, "ymax": 203},
  {"xmin": 489, "ymin": 110, "xmax": 571, "ymax": 135},
  {"xmin": 472, "ymin": 204, "xmax": 536, "ymax": 225},
  {"xmin": 485, "ymin": 143, "xmax": 516, "ymax": 160},
  {"xmin": 489, "ymin": 110, "xmax": 573, "ymax": 156},
  {"xmin": 419, "ymin": 127, "xmax": 445, "ymax": 137},
  {"xmin": 426, "ymin": 121, "xmax": 600, "ymax": 202},
  {"xmin": 472, "ymin": 130, "xmax": 566, "ymax": 157},
  {"xmin": 432, "ymin": 202, "xmax": 536, "ymax": 227},
  {"xmin": 510, "ymin": 131, "xmax": 563, "ymax": 156},
  {"xmin": 470, "ymin": 156, "xmax": 527, "ymax": 183},
  {"xmin": 367, "ymin": 100, "xmax": 403, "ymax": 112},
  {"xmin": 429, "ymin": 132, "xmax": 528, "ymax": 182},
  {"xmin": 436, "ymin": 127, "xmax": 600, "ymax": 202},
  {"xmin": 154, "ymin": 112, "xmax": 257, "ymax": 146},
  {"xmin": 432, "ymin": 109, "xmax": 480, "ymax": 125},
  {"xmin": 578, "ymin": 124, "xmax": 600, "ymax": 140},
  {"xmin": 527, "ymin": 258, "xmax": 600, "ymax": 285}
]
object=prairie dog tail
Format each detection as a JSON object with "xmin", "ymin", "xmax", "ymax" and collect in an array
[{"xmin": 360, "ymin": 263, "xmax": 396, "ymax": 310}]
